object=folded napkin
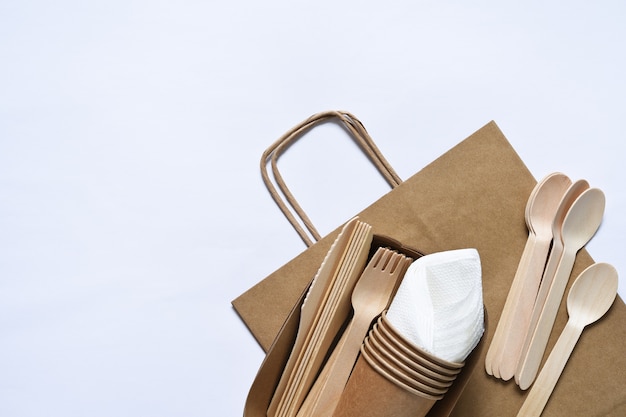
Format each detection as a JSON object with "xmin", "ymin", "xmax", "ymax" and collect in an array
[{"xmin": 386, "ymin": 248, "xmax": 484, "ymax": 363}]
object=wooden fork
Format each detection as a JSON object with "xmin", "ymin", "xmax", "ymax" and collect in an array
[{"xmin": 299, "ymin": 247, "xmax": 412, "ymax": 417}]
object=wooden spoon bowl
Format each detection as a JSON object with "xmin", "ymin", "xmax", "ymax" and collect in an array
[{"xmin": 516, "ymin": 263, "xmax": 618, "ymax": 416}]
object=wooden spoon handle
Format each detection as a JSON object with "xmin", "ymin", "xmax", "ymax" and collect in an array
[
  {"xmin": 515, "ymin": 249, "xmax": 576, "ymax": 390},
  {"xmin": 529, "ymin": 238, "xmax": 564, "ymax": 336},
  {"xmin": 516, "ymin": 321, "xmax": 582, "ymax": 416},
  {"xmin": 485, "ymin": 232, "xmax": 535, "ymax": 376},
  {"xmin": 498, "ymin": 235, "xmax": 552, "ymax": 380}
]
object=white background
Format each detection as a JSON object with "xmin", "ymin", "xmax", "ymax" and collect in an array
[{"xmin": 1, "ymin": 1, "xmax": 625, "ymax": 416}]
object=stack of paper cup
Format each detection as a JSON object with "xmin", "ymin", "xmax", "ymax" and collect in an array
[
  {"xmin": 386, "ymin": 248, "xmax": 484, "ymax": 364},
  {"xmin": 333, "ymin": 249, "xmax": 484, "ymax": 417},
  {"xmin": 333, "ymin": 314, "xmax": 464, "ymax": 417}
]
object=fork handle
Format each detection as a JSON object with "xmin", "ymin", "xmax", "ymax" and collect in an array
[
  {"xmin": 301, "ymin": 315, "xmax": 373, "ymax": 417},
  {"xmin": 296, "ymin": 326, "xmax": 349, "ymax": 417}
]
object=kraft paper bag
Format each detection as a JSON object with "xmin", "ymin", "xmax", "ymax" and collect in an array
[{"xmin": 232, "ymin": 118, "xmax": 626, "ymax": 416}]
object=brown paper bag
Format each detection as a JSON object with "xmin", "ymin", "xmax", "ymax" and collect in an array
[{"xmin": 233, "ymin": 113, "xmax": 626, "ymax": 416}]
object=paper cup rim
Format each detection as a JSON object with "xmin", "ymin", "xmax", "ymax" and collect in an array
[
  {"xmin": 369, "ymin": 324, "xmax": 456, "ymax": 388},
  {"xmin": 363, "ymin": 337, "xmax": 448, "ymax": 398},
  {"xmin": 377, "ymin": 316, "xmax": 464, "ymax": 376},
  {"xmin": 380, "ymin": 311, "xmax": 465, "ymax": 369},
  {"xmin": 372, "ymin": 321, "xmax": 460, "ymax": 380}
]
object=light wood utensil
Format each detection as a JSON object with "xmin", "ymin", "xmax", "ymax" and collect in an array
[
  {"xmin": 508, "ymin": 180, "xmax": 589, "ymax": 378},
  {"xmin": 525, "ymin": 180, "xmax": 590, "ymax": 335},
  {"xmin": 278, "ymin": 222, "xmax": 372, "ymax": 417},
  {"xmin": 268, "ymin": 218, "xmax": 361, "ymax": 416},
  {"xmin": 515, "ymin": 188, "xmax": 605, "ymax": 390},
  {"xmin": 485, "ymin": 173, "xmax": 545, "ymax": 377},
  {"xmin": 301, "ymin": 248, "xmax": 412, "ymax": 417},
  {"xmin": 295, "ymin": 324, "xmax": 347, "ymax": 417},
  {"xmin": 516, "ymin": 263, "xmax": 618, "ymax": 416},
  {"xmin": 496, "ymin": 173, "xmax": 572, "ymax": 380},
  {"xmin": 485, "ymin": 173, "xmax": 571, "ymax": 378},
  {"xmin": 269, "ymin": 219, "xmax": 372, "ymax": 417}
]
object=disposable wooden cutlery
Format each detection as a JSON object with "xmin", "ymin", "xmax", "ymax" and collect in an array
[
  {"xmin": 516, "ymin": 187, "xmax": 605, "ymax": 390},
  {"xmin": 301, "ymin": 248, "xmax": 412, "ymax": 417},
  {"xmin": 485, "ymin": 173, "xmax": 570, "ymax": 378},
  {"xmin": 278, "ymin": 221, "xmax": 372, "ymax": 417},
  {"xmin": 496, "ymin": 173, "xmax": 573, "ymax": 380},
  {"xmin": 498, "ymin": 178, "xmax": 589, "ymax": 380},
  {"xmin": 516, "ymin": 263, "xmax": 618, "ymax": 416},
  {"xmin": 268, "ymin": 218, "xmax": 372, "ymax": 417}
]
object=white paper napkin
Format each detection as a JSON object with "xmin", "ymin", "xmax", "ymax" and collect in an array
[{"xmin": 386, "ymin": 248, "xmax": 484, "ymax": 363}]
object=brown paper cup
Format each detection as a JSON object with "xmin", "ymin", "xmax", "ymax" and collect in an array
[
  {"xmin": 367, "ymin": 330, "xmax": 455, "ymax": 391},
  {"xmin": 332, "ymin": 351, "xmax": 438, "ymax": 417},
  {"xmin": 362, "ymin": 337, "xmax": 449, "ymax": 397},
  {"xmin": 380, "ymin": 312, "xmax": 464, "ymax": 371},
  {"xmin": 370, "ymin": 322, "xmax": 457, "ymax": 385}
]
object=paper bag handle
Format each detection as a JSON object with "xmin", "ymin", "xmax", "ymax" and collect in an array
[{"xmin": 261, "ymin": 110, "xmax": 402, "ymax": 247}]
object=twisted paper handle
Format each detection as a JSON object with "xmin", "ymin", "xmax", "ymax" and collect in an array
[{"xmin": 261, "ymin": 110, "xmax": 402, "ymax": 246}]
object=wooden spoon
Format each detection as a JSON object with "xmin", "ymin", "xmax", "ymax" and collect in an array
[
  {"xmin": 485, "ymin": 172, "xmax": 570, "ymax": 378},
  {"xmin": 507, "ymin": 180, "xmax": 589, "ymax": 378},
  {"xmin": 516, "ymin": 263, "xmax": 618, "ymax": 416},
  {"xmin": 527, "ymin": 180, "xmax": 590, "ymax": 329},
  {"xmin": 497, "ymin": 173, "xmax": 572, "ymax": 380},
  {"xmin": 485, "ymin": 176, "xmax": 541, "ymax": 376},
  {"xmin": 515, "ymin": 188, "xmax": 605, "ymax": 390}
]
